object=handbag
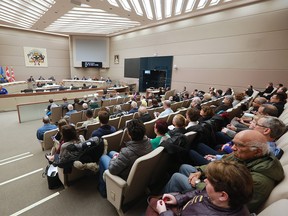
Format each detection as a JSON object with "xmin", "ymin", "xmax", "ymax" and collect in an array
[
  {"xmin": 145, "ymin": 195, "xmax": 181, "ymax": 216},
  {"xmin": 42, "ymin": 164, "xmax": 63, "ymax": 190}
]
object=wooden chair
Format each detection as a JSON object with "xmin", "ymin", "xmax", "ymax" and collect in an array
[
  {"xmin": 117, "ymin": 97, "xmax": 124, "ymax": 104},
  {"xmin": 120, "ymin": 128, "xmax": 130, "ymax": 148},
  {"xmin": 40, "ymin": 128, "xmax": 58, "ymax": 151},
  {"xmin": 102, "ymin": 130, "xmax": 124, "ymax": 152},
  {"xmin": 85, "ymin": 122, "xmax": 100, "ymax": 139},
  {"xmin": 50, "ymin": 106, "xmax": 63, "ymax": 124},
  {"xmin": 69, "ymin": 111, "xmax": 83, "ymax": 125},
  {"xmin": 118, "ymin": 113, "xmax": 134, "ymax": 129},
  {"xmin": 74, "ymin": 103, "xmax": 83, "ymax": 111},
  {"xmin": 144, "ymin": 118, "xmax": 157, "ymax": 139},
  {"xmin": 121, "ymin": 103, "xmax": 131, "ymax": 112},
  {"xmin": 147, "ymin": 108, "xmax": 155, "ymax": 119},
  {"xmin": 109, "ymin": 116, "xmax": 121, "ymax": 131},
  {"xmin": 166, "ymin": 111, "xmax": 179, "ymax": 126},
  {"xmin": 102, "ymin": 99, "xmax": 111, "ymax": 107},
  {"xmin": 105, "ymin": 147, "xmax": 164, "ymax": 214},
  {"xmin": 93, "ymin": 108, "xmax": 101, "ymax": 118}
]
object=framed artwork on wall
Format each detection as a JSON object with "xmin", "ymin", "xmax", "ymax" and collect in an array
[
  {"xmin": 114, "ymin": 55, "xmax": 119, "ymax": 64},
  {"xmin": 24, "ymin": 47, "xmax": 48, "ymax": 67}
]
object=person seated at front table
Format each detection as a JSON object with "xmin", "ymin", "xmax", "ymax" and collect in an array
[
  {"xmin": 0, "ymin": 85, "xmax": 8, "ymax": 95},
  {"xmin": 146, "ymin": 160, "xmax": 253, "ymax": 216}
]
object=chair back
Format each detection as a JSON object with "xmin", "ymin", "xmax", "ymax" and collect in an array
[
  {"xmin": 85, "ymin": 122, "xmax": 100, "ymax": 139},
  {"xmin": 144, "ymin": 118, "xmax": 157, "ymax": 138},
  {"xmin": 102, "ymin": 99, "xmax": 111, "ymax": 107},
  {"xmin": 147, "ymin": 108, "xmax": 155, "ymax": 119},
  {"xmin": 41, "ymin": 128, "xmax": 58, "ymax": 151},
  {"xmin": 118, "ymin": 113, "xmax": 134, "ymax": 129},
  {"xmin": 50, "ymin": 106, "xmax": 63, "ymax": 124},
  {"xmin": 109, "ymin": 116, "xmax": 121, "ymax": 131},
  {"xmin": 93, "ymin": 108, "xmax": 101, "ymax": 118},
  {"xmin": 121, "ymin": 103, "xmax": 131, "ymax": 112},
  {"xmin": 123, "ymin": 147, "xmax": 164, "ymax": 205},
  {"xmin": 69, "ymin": 111, "xmax": 83, "ymax": 125},
  {"xmin": 102, "ymin": 130, "xmax": 124, "ymax": 152},
  {"xmin": 166, "ymin": 111, "xmax": 179, "ymax": 126},
  {"xmin": 120, "ymin": 128, "xmax": 130, "ymax": 148}
]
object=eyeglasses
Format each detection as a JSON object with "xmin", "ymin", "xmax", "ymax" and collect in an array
[{"xmin": 255, "ymin": 123, "xmax": 269, "ymax": 128}]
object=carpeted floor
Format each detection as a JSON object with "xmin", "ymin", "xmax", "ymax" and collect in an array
[{"xmin": 0, "ymin": 111, "xmax": 146, "ymax": 216}]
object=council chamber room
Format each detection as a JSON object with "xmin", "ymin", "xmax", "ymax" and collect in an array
[{"xmin": 0, "ymin": 0, "xmax": 288, "ymax": 215}]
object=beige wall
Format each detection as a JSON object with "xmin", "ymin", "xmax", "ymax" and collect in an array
[
  {"xmin": 0, "ymin": 27, "xmax": 71, "ymax": 82},
  {"xmin": 109, "ymin": 0, "xmax": 288, "ymax": 94}
]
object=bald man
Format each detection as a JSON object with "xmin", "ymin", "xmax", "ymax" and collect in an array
[{"xmin": 163, "ymin": 130, "xmax": 284, "ymax": 213}]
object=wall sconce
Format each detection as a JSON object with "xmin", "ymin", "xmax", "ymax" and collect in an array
[{"xmin": 173, "ymin": 64, "xmax": 178, "ymax": 70}]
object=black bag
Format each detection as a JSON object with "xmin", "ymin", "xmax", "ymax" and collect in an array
[{"xmin": 42, "ymin": 164, "xmax": 63, "ymax": 190}]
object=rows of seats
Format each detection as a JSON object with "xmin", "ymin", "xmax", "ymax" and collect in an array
[{"xmin": 257, "ymin": 102, "xmax": 288, "ymax": 214}]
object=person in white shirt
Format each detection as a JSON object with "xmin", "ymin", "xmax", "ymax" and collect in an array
[{"xmin": 157, "ymin": 100, "xmax": 174, "ymax": 118}]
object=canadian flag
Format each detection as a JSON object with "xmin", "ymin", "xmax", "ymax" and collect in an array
[
  {"xmin": 10, "ymin": 67, "xmax": 15, "ymax": 82},
  {"xmin": 5, "ymin": 66, "xmax": 10, "ymax": 80}
]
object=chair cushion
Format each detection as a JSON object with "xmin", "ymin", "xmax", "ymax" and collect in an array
[{"xmin": 258, "ymin": 199, "xmax": 288, "ymax": 216}]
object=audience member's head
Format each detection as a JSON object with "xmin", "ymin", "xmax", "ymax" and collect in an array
[
  {"xmin": 190, "ymin": 97, "xmax": 201, "ymax": 108},
  {"xmin": 138, "ymin": 105, "xmax": 148, "ymax": 116},
  {"xmin": 163, "ymin": 100, "xmax": 171, "ymax": 109},
  {"xmin": 62, "ymin": 97, "xmax": 68, "ymax": 102},
  {"xmin": 253, "ymin": 116, "xmax": 286, "ymax": 140},
  {"xmin": 205, "ymin": 160, "xmax": 253, "ymax": 209},
  {"xmin": 43, "ymin": 116, "xmax": 50, "ymax": 124},
  {"xmin": 127, "ymin": 119, "xmax": 146, "ymax": 141},
  {"xmin": 154, "ymin": 120, "xmax": 169, "ymax": 136},
  {"xmin": 61, "ymin": 125, "xmax": 78, "ymax": 142},
  {"xmin": 202, "ymin": 93, "xmax": 212, "ymax": 101},
  {"xmin": 131, "ymin": 101, "xmax": 138, "ymax": 109},
  {"xmin": 186, "ymin": 107, "xmax": 200, "ymax": 122},
  {"xmin": 98, "ymin": 111, "xmax": 110, "ymax": 125},
  {"xmin": 252, "ymin": 97, "xmax": 267, "ymax": 110},
  {"xmin": 74, "ymin": 98, "xmax": 80, "ymax": 104},
  {"xmin": 57, "ymin": 118, "xmax": 68, "ymax": 130},
  {"xmin": 49, "ymin": 99, "xmax": 54, "ymax": 103},
  {"xmin": 114, "ymin": 105, "xmax": 122, "ymax": 113},
  {"xmin": 223, "ymin": 95, "xmax": 234, "ymax": 105},
  {"xmin": 67, "ymin": 104, "xmax": 74, "ymax": 111},
  {"xmin": 257, "ymin": 104, "xmax": 278, "ymax": 117},
  {"xmin": 82, "ymin": 103, "xmax": 88, "ymax": 110},
  {"xmin": 172, "ymin": 114, "xmax": 186, "ymax": 128},
  {"xmin": 270, "ymin": 92, "xmax": 287, "ymax": 103},
  {"xmin": 200, "ymin": 105, "xmax": 214, "ymax": 119},
  {"xmin": 85, "ymin": 109, "xmax": 94, "ymax": 119},
  {"xmin": 231, "ymin": 130, "xmax": 270, "ymax": 160},
  {"xmin": 234, "ymin": 92, "xmax": 245, "ymax": 101}
]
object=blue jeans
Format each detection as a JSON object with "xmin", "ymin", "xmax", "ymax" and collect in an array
[
  {"xmin": 98, "ymin": 151, "xmax": 117, "ymax": 198},
  {"xmin": 163, "ymin": 164, "xmax": 197, "ymax": 193}
]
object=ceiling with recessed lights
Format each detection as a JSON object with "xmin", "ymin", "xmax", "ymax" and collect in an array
[{"xmin": 0, "ymin": 0, "xmax": 263, "ymax": 36}]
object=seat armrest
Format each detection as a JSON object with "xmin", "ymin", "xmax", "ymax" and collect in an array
[{"xmin": 105, "ymin": 170, "xmax": 127, "ymax": 210}]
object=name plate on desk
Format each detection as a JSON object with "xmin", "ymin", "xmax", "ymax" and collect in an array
[{"xmin": 82, "ymin": 61, "xmax": 102, "ymax": 68}]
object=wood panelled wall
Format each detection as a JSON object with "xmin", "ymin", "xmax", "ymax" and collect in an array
[{"xmin": 0, "ymin": 27, "xmax": 70, "ymax": 82}]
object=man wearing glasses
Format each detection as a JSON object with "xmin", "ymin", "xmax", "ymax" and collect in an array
[{"xmin": 163, "ymin": 130, "xmax": 284, "ymax": 213}]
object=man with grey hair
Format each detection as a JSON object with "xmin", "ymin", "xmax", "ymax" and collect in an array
[
  {"xmin": 252, "ymin": 116, "xmax": 286, "ymax": 159},
  {"xmin": 214, "ymin": 95, "xmax": 234, "ymax": 114},
  {"xmin": 157, "ymin": 100, "xmax": 174, "ymax": 118},
  {"xmin": 163, "ymin": 130, "xmax": 284, "ymax": 213},
  {"xmin": 138, "ymin": 105, "xmax": 152, "ymax": 123},
  {"xmin": 190, "ymin": 96, "xmax": 202, "ymax": 110},
  {"xmin": 36, "ymin": 116, "xmax": 57, "ymax": 140}
]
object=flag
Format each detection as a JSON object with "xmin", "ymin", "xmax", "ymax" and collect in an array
[
  {"xmin": 0, "ymin": 66, "xmax": 5, "ymax": 82},
  {"xmin": 5, "ymin": 66, "xmax": 10, "ymax": 81},
  {"xmin": 10, "ymin": 67, "xmax": 15, "ymax": 82}
]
